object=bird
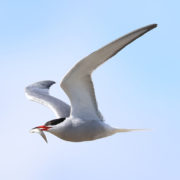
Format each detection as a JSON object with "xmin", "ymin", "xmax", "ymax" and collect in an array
[{"xmin": 25, "ymin": 24, "xmax": 157, "ymax": 143}]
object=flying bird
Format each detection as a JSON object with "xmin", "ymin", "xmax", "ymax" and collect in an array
[{"xmin": 25, "ymin": 24, "xmax": 157, "ymax": 143}]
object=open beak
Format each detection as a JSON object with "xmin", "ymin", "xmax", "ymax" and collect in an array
[{"xmin": 30, "ymin": 127, "xmax": 48, "ymax": 143}]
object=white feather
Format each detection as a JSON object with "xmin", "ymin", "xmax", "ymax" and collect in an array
[
  {"xmin": 61, "ymin": 24, "xmax": 157, "ymax": 121},
  {"xmin": 25, "ymin": 80, "xmax": 70, "ymax": 118}
]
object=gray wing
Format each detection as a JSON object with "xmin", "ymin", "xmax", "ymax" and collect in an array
[
  {"xmin": 61, "ymin": 24, "xmax": 157, "ymax": 121},
  {"xmin": 25, "ymin": 80, "xmax": 70, "ymax": 118}
]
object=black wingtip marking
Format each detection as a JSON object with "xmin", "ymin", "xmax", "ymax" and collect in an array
[
  {"xmin": 148, "ymin": 23, "xmax": 157, "ymax": 30},
  {"xmin": 39, "ymin": 81, "xmax": 56, "ymax": 88}
]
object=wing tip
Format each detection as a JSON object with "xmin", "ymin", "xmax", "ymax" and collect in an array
[
  {"xmin": 25, "ymin": 80, "xmax": 56, "ymax": 90},
  {"xmin": 131, "ymin": 23, "xmax": 157, "ymax": 37},
  {"xmin": 147, "ymin": 23, "xmax": 158, "ymax": 30}
]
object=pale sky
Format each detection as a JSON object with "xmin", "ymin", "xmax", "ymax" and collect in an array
[{"xmin": 1, "ymin": 0, "xmax": 180, "ymax": 180}]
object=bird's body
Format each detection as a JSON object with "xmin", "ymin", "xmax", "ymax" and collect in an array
[
  {"xmin": 49, "ymin": 118, "xmax": 115, "ymax": 142},
  {"xmin": 26, "ymin": 24, "xmax": 157, "ymax": 143}
]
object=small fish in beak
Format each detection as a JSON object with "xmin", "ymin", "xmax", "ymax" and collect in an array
[{"xmin": 30, "ymin": 127, "xmax": 48, "ymax": 143}]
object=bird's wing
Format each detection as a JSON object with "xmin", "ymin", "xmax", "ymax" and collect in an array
[
  {"xmin": 25, "ymin": 80, "xmax": 70, "ymax": 118},
  {"xmin": 61, "ymin": 24, "xmax": 157, "ymax": 121}
]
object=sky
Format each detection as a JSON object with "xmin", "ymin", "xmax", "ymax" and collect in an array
[{"xmin": 0, "ymin": 0, "xmax": 180, "ymax": 180}]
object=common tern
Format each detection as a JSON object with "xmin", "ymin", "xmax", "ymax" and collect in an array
[{"xmin": 26, "ymin": 24, "xmax": 157, "ymax": 143}]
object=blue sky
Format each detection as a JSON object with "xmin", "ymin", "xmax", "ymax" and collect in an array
[{"xmin": 1, "ymin": 0, "xmax": 180, "ymax": 180}]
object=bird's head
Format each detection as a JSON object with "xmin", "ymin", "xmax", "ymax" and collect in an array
[
  {"xmin": 30, "ymin": 125, "xmax": 52, "ymax": 143},
  {"xmin": 29, "ymin": 118, "xmax": 66, "ymax": 143}
]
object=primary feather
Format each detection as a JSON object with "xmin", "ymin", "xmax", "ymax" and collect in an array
[
  {"xmin": 25, "ymin": 80, "xmax": 70, "ymax": 118},
  {"xmin": 61, "ymin": 24, "xmax": 157, "ymax": 121}
]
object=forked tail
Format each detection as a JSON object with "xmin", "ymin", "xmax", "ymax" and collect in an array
[{"xmin": 114, "ymin": 128, "xmax": 151, "ymax": 133}]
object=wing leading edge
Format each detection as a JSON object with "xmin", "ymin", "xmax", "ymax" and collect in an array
[{"xmin": 61, "ymin": 24, "xmax": 157, "ymax": 121}]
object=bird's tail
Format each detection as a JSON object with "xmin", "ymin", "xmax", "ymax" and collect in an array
[{"xmin": 114, "ymin": 128, "xmax": 151, "ymax": 133}]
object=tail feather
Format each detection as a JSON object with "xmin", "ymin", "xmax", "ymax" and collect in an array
[{"xmin": 115, "ymin": 128, "xmax": 151, "ymax": 133}]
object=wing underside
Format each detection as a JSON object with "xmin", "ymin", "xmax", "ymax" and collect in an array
[
  {"xmin": 25, "ymin": 80, "xmax": 70, "ymax": 118},
  {"xmin": 61, "ymin": 24, "xmax": 157, "ymax": 121}
]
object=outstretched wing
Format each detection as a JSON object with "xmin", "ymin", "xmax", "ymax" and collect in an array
[
  {"xmin": 61, "ymin": 24, "xmax": 157, "ymax": 121},
  {"xmin": 25, "ymin": 80, "xmax": 70, "ymax": 118}
]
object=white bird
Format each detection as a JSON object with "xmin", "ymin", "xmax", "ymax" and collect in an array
[{"xmin": 25, "ymin": 24, "xmax": 157, "ymax": 143}]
